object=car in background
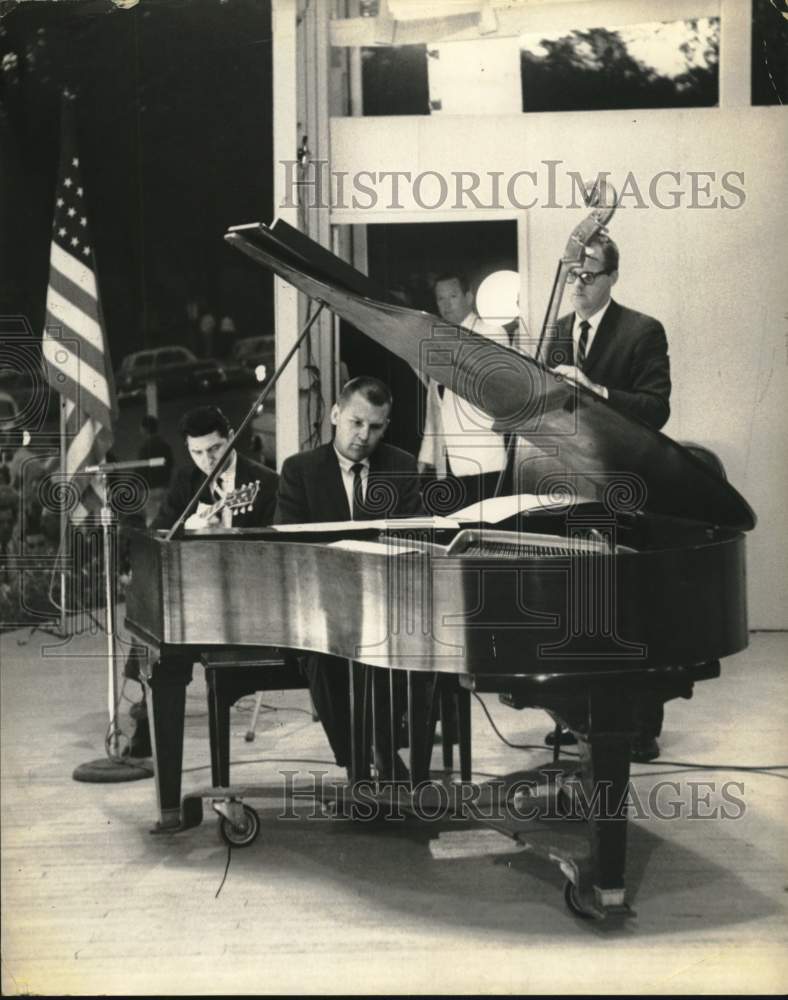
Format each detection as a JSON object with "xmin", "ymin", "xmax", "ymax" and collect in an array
[
  {"xmin": 116, "ymin": 345, "xmax": 227, "ymax": 402},
  {"xmin": 223, "ymin": 335, "xmax": 277, "ymax": 388}
]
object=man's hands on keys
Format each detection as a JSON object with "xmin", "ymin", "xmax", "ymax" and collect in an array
[{"xmin": 552, "ymin": 364, "xmax": 608, "ymax": 399}]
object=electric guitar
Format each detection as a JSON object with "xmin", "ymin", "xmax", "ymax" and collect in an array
[{"xmin": 195, "ymin": 480, "xmax": 261, "ymax": 524}]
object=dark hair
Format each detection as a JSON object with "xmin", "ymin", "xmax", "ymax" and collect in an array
[
  {"xmin": 433, "ymin": 272, "xmax": 471, "ymax": 294},
  {"xmin": 586, "ymin": 234, "xmax": 619, "ymax": 273},
  {"xmin": 178, "ymin": 405, "xmax": 231, "ymax": 440},
  {"xmin": 141, "ymin": 414, "xmax": 159, "ymax": 434},
  {"xmin": 338, "ymin": 375, "xmax": 392, "ymax": 411}
]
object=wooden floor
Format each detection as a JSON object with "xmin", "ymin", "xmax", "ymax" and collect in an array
[{"xmin": 1, "ymin": 620, "xmax": 787, "ymax": 996}]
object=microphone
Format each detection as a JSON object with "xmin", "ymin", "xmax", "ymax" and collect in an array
[{"xmin": 83, "ymin": 457, "xmax": 166, "ymax": 475}]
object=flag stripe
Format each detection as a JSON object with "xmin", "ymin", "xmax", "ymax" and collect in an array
[
  {"xmin": 49, "ymin": 241, "xmax": 98, "ymax": 298},
  {"xmin": 44, "ymin": 305, "xmax": 110, "ymax": 382},
  {"xmin": 42, "ymin": 340, "xmax": 113, "ymax": 420},
  {"xmin": 66, "ymin": 417, "xmax": 101, "ymax": 476},
  {"xmin": 43, "ymin": 97, "xmax": 116, "ymax": 530},
  {"xmin": 47, "ymin": 268, "xmax": 101, "ymax": 337}
]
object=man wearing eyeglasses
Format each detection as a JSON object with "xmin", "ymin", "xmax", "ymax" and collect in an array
[
  {"xmin": 531, "ymin": 235, "xmax": 671, "ymax": 761},
  {"xmin": 545, "ymin": 235, "xmax": 671, "ymax": 431}
]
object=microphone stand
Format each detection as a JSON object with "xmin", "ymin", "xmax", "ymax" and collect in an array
[{"xmin": 72, "ymin": 457, "xmax": 166, "ymax": 783}]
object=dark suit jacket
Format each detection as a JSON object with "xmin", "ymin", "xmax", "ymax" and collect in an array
[
  {"xmin": 151, "ymin": 452, "xmax": 278, "ymax": 530},
  {"xmin": 275, "ymin": 442, "xmax": 423, "ymax": 524},
  {"xmin": 544, "ymin": 299, "xmax": 671, "ymax": 431}
]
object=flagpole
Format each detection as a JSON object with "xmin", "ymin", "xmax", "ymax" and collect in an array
[
  {"xmin": 41, "ymin": 91, "xmax": 148, "ymax": 783},
  {"xmin": 59, "ymin": 394, "xmax": 69, "ymax": 635}
]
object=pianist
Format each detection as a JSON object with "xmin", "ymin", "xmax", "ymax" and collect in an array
[
  {"xmin": 275, "ymin": 376, "xmax": 422, "ymax": 777},
  {"xmin": 150, "ymin": 405, "xmax": 278, "ymax": 530}
]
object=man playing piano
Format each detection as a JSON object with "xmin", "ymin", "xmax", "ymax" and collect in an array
[
  {"xmin": 150, "ymin": 405, "xmax": 278, "ymax": 531},
  {"xmin": 535, "ymin": 234, "xmax": 671, "ymax": 761},
  {"xmin": 275, "ymin": 376, "xmax": 422, "ymax": 777}
]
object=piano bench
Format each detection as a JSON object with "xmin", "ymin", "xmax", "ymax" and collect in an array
[{"xmin": 199, "ymin": 650, "xmax": 309, "ymax": 787}]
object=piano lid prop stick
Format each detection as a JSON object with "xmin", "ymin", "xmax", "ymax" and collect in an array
[{"xmin": 164, "ymin": 301, "xmax": 326, "ymax": 541}]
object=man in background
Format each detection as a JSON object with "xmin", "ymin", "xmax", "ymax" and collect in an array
[{"xmin": 418, "ymin": 272, "xmax": 509, "ymax": 511}]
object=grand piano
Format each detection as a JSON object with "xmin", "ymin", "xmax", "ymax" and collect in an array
[{"xmin": 125, "ymin": 221, "xmax": 754, "ymax": 919}]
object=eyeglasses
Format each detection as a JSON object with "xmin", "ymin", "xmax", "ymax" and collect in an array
[{"xmin": 566, "ymin": 269, "xmax": 612, "ymax": 286}]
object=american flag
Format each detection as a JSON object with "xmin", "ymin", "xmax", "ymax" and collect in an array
[{"xmin": 42, "ymin": 96, "xmax": 117, "ymax": 523}]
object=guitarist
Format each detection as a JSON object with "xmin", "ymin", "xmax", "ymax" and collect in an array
[
  {"xmin": 126, "ymin": 405, "xmax": 279, "ymax": 759},
  {"xmin": 150, "ymin": 405, "xmax": 278, "ymax": 530}
]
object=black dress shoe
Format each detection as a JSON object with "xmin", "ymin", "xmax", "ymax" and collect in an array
[
  {"xmin": 127, "ymin": 701, "xmax": 152, "ymax": 758},
  {"xmin": 631, "ymin": 737, "xmax": 660, "ymax": 763},
  {"xmin": 545, "ymin": 728, "xmax": 577, "ymax": 747}
]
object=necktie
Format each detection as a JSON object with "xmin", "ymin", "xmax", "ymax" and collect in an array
[
  {"xmin": 576, "ymin": 320, "xmax": 590, "ymax": 370},
  {"xmin": 437, "ymin": 384, "xmax": 445, "ymax": 399},
  {"xmin": 350, "ymin": 463, "xmax": 364, "ymax": 520},
  {"xmin": 214, "ymin": 475, "xmax": 232, "ymax": 526}
]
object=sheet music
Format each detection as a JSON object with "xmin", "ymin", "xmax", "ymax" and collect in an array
[
  {"xmin": 268, "ymin": 496, "xmax": 587, "ymax": 534},
  {"xmin": 269, "ymin": 515, "xmax": 460, "ymax": 533},
  {"xmin": 451, "ymin": 493, "xmax": 592, "ymax": 523}
]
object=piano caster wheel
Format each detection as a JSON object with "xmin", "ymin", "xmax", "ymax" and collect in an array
[
  {"xmin": 563, "ymin": 881, "xmax": 596, "ymax": 920},
  {"xmin": 219, "ymin": 805, "xmax": 260, "ymax": 847}
]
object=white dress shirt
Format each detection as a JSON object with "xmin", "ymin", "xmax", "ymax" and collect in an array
[{"xmin": 418, "ymin": 312, "xmax": 509, "ymax": 477}]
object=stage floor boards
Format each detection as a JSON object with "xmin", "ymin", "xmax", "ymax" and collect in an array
[{"xmin": 2, "ymin": 620, "xmax": 787, "ymax": 995}]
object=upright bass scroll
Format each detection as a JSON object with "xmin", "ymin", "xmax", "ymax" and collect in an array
[{"xmin": 534, "ymin": 177, "xmax": 619, "ymax": 363}]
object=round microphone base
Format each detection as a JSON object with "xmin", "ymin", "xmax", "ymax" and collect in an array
[{"xmin": 73, "ymin": 757, "xmax": 153, "ymax": 783}]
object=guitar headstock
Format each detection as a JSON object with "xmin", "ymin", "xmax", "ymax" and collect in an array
[{"xmin": 226, "ymin": 479, "xmax": 261, "ymax": 516}]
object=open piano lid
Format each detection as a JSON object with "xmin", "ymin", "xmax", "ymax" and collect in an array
[{"xmin": 226, "ymin": 221, "xmax": 756, "ymax": 532}]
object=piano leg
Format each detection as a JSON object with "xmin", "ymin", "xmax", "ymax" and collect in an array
[
  {"xmin": 573, "ymin": 687, "xmax": 634, "ymax": 915},
  {"xmin": 144, "ymin": 654, "xmax": 194, "ymax": 831}
]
